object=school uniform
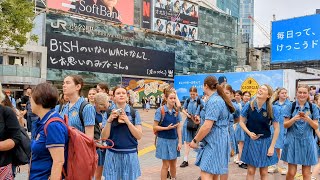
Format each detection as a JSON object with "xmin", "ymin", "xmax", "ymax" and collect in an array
[
  {"xmin": 235, "ymin": 101, "xmax": 246, "ymax": 142},
  {"xmin": 60, "ymin": 97, "xmax": 95, "ymax": 132},
  {"xmin": 103, "ymin": 104, "xmax": 141, "ymax": 180},
  {"xmin": 195, "ymin": 99, "xmax": 206, "ymax": 125},
  {"xmin": 96, "ymin": 111, "xmax": 107, "ymax": 166},
  {"xmin": 271, "ymin": 99, "xmax": 291, "ymax": 149},
  {"xmin": 182, "ymin": 98, "xmax": 199, "ymax": 143},
  {"xmin": 281, "ymin": 101, "xmax": 320, "ymax": 166},
  {"xmin": 240, "ymin": 102, "xmax": 279, "ymax": 168},
  {"xmin": 230, "ymin": 102, "xmax": 240, "ymax": 154},
  {"xmin": 29, "ymin": 109, "xmax": 68, "ymax": 180},
  {"xmin": 195, "ymin": 92, "xmax": 231, "ymax": 175},
  {"xmin": 155, "ymin": 105, "xmax": 182, "ymax": 160}
]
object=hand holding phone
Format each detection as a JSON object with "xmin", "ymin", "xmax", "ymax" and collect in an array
[{"xmin": 299, "ymin": 111, "xmax": 305, "ymax": 117}]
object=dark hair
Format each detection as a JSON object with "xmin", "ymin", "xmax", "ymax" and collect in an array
[
  {"xmin": 156, "ymin": 19, "xmax": 161, "ymax": 24},
  {"xmin": 2, "ymin": 90, "xmax": 14, "ymax": 109},
  {"xmin": 224, "ymin": 84, "xmax": 233, "ymax": 94},
  {"xmin": 67, "ymin": 75, "xmax": 84, "ymax": 95},
  {"xmin": 232, "ymin": 89, "xmax": 236, "ymax": 95},
  {"xmin": 97, "ymin": 83, "xmax": 109, "ymax": 94},
  {"xmin": 218, "ymin": 76, "xmax": 227, "ymax": 85},
  {"xmin": 235, "ymin": 90, "xmax": 243, "ymax": 96},
  {"xmin": 26, "ymin": 87, "xmax": 32, "ymax": 90},
  {"xmin": 189, "ymin": 87, "xmax": 197, "ymax": 93},
  {"xmin": 243, "ymin": 91, "xmax": 251, "ymax": 97},
  {"xmin": 112, "ymin": 85, "xmax": 127, "ymax": 96},
  {"xmin": 204, "ymin": 76, "xmax": 235, "ymax": 113},
  {"xmin": 310, "ymin": 86, "xmax": 316, "ymax": 90},
  {"xmin": 176, "ymin": 23, "xmax": 180, "ymax": 28},
  {"xmin": 32, "ymin": 83, "xmax": 59, "ymax": 109}
]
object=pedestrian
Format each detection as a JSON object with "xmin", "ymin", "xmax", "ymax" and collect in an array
[
  {"xmin": 101, "ymin": 86, "xmax": 142, "ymax": 180},
  {"xmin": 94, "ymin": 93, "xmax": 109, "ymax": 180},
  {"xmin": 142, "ymin": 97, "xmax": 146, "ymax": 111},
  {"xmin": 88, "ymin": 88, "xmax": 98, "ymax": 105},
  {"xmin": 268, "ymin": 88, "xmax": 291, "ymax": 174},
  {"xmin": 153, "ymin": 88, "xmax": 182, "ymax": 180},
  {"xmin": 189, "ymin": 76, "xmax": 235, "ymax": 179},
  {"xmin": 239, "ymin": 84, "xmax": 279, "ymax": 180},
  {"xmin": 97, "ymin": 83, "xmax": 109, "ymax": 94},
  {"xmin": 60, "ymin": 75, "xmax": 95, "ymax": 138},
  {"xmin": 312, "ymin": 94, "xmax": 320, "ymax": 179},
  {"xmin": 146, "ymin": 97, "xmax": 151, "ymax": 112},
  {"xmin": 180, "ymin": 87, "xmax": 200, "ymax": 168},
  {"xmin": 22, "ymin": 88, "xmax": 39, "ymax": 139},
  {"xmin": 29, "ymin": 83, "xmax": 68, "ymax": 180},
  {"xmin": 0, "ymin": 84, "xmax": 21, "ymax": 180},
  {"xmin": 281, "ymin": 84, "xmax": 319, "ymax": 180},
  {"xmin": 55, "ymin": 94, "xmax": 69, "ymax": 114},
  {"xmin": 156, "ymin": 95, "xmax": 161, "ymax": 108},
  {"xmin": 235, "ymin": 91, "xmax": 251, "ymax": 168}
]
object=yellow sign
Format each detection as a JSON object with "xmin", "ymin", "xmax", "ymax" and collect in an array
[{"xmin": 241, "ymin": 77, "xmax": 259, "ymax": 96}]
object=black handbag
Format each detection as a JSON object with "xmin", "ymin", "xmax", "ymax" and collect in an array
[
  {"xmin": 12, "ymin": 127, "xmax": 31, "ymax": 166},
  {"xmin": 186, "ymin": 117, "xmax": 199, "ymax": 131}
]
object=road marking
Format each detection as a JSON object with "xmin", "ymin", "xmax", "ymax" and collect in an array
[
  {"xmin": 141, "ymin": 122, "xmax": 153, "ymax": 129},
  {"xmin": 138, "ymin": 145, "xmax": 156, "ymax": 157}
]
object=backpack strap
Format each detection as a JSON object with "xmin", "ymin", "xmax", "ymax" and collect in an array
[
  {"xmin": 158, "ymin": 106, "xmax": 166, "ymax": 126},
  {"xmin": 79, "ymin": 101, "xmax": 89, "ymax": 131},
  {"xmin": 129, "ymin": 106, "xmax": 136, "ymax": 125},
  {"xmin": 308, "ymin": 102, "xmax": 314, "ymax": 117},
  {"xmin": 44, "ymin": 117, "xmax": 67, "ymax": 136},
  {"xmin": 290, "ymin": 102, "xmax": 296, "ymax": 118}
]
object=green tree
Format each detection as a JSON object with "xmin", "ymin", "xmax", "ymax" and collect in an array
[{"xmin": 0, "ymin": 0, "xmax": 37, "ymax": 49}]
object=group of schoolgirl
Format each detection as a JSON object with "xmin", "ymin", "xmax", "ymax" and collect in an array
[
  {"xmin": 28, "ymin": 75, "xmax": 143, "ymax": 180},
  {"xmin": 154, "ymin": 75, "xmax": 320, "ymax": 180}
]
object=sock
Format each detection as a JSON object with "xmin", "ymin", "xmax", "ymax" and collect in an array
[{"xmin": 184, "ymin": 157, "xmax": 188, "ymax": 162}]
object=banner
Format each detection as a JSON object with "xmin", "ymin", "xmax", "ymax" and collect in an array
[
  {"xmin": 174, "ymin": 70, "xmax": 284, "ymax": 101},
  {"xmin": 152, "ymin": 0, "xmax": 199, "ymax": 40},
  {"xmin": 122, "ymin": 77, "xmax": 172, "ymax": 104},
  {"xmin": 46, "ymin": 33, "xmax": 175, "ymax": 78},
  {"xmin": 47, "ymin": 0, "xmax": 134, "ymax": 25},
  {"xmin": 142, "ymin": 0, "xmax": 152, "ymax": 29}
]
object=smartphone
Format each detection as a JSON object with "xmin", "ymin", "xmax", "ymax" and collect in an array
[{"xmin": 299, "ymin": 112, "xmax": 305, "ymax": 116}]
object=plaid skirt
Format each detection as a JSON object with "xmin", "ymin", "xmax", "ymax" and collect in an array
[{"xmin": 0, "ymin": 164, "xmax": 13, "ymax": 180}]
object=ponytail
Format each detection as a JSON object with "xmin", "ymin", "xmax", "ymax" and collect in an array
[{"xmin": 216, "ymin": 84, "xmax": 235, "ymax": 113}]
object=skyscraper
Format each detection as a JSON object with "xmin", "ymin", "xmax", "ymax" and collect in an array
[
  {"xmin": 239, "ymin": 0, "xmax": 254, "ymax": 47},
  {"xmin": 216, "ymin": 0, "xmax": 240, "ymax": 18}
]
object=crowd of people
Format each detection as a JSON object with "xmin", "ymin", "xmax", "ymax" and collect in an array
[{"xmin": 1, "ymin": 75, "xmax": 320, "ymax": 180}]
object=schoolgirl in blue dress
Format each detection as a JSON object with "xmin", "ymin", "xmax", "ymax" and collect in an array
[
  {"xmin": 312, "ymin": 94, "xmax": 320, "ymax": 179},
  {"xmin": 281, "ymin": 84, "xmax": 320, "ymax": 180},
  {"xmin": 94, "ymin": 92, "xmax": 109, "ymax": 180},
  {"xmin": 180, "ymin": 87, "xmax": 200, "ymax": 168},
  {"xmin": 269, "ymin": 88, "xmax": 291, "ymax": 174},
  {"xmin": 60, "ymin": 75, "xmax": 95, "ymax": 138},
  {"xmin": 239, "ymin": 84, "xmax": 279, "ymax": 180},
  {"xmin": 189, "ymin": 76, "xmax": 235, "ymax": 180},
  {"xmin": 101, "ymin": 86, "xmax": 143, "ymax": 180},
  {"xmin": 235, "ymin": 91, "xmax": 251, "ymax": 168},
  {"xmin": 153, "ymin": 89, "xmax": 182, "ymax": 180}
]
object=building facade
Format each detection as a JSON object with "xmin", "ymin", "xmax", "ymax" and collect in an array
[{"xmin": 239, "ymin": 0, "xmax": 254, "ymax": 48}]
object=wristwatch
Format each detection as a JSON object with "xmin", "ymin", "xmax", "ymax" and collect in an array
[{"xmin": 193, "ymin": 139, "xmax": 197, "ymax": 143}]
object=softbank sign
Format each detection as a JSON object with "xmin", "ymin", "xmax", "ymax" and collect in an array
[{"xmin": 47, "ymin": 0, "xmax": 134, "ymax": 25}]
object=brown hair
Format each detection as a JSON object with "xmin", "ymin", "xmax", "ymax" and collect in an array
[
  {"xmin": 271, "ymin": 88, "xmax": 287, "ymax": 104},
  {"xmin": 189, "ymin": 87, "xmax": 197, "ymax": 93},
  {"xmin": 32, "ymin": 83, "xmax": 59, "ymax": 109},
  {"xmin": 162, "ymin": 88, "xmax": 179, "ymax": 115},
  {"xmin": 243, "ymin": 91, "xmax": 252, "ymax": 97},
  {"xmin": 223, "ymin": 84, "xmax": 233, "ymax": 94},
  {"xmin": 67, "ymin": 75, "xmax": 84, "ymax": 95},
  {"xmin": 315, "ymin": 94, "xmax": 320, "ymax": 104},
  {"xmin": 235, "ymin": 90, "xmax": 243, "ymax": 96},
  {"xmin": 2, "ymin": 90, "xmax": 14, "ymax": 109},
  {"xmin": 250, "ymin": 84, "xmax": 274, "ymax": 119},
  {"xmin": 297, "ymin": 84, "xmax": 310, "ymax": 102},
  {"xmin": 112, "ymin": 86, "xmax": 127, "ymax": 96},
  {"xmin": 97, "ymin": 83, "xmax": 109, "ymax": 94},
  {"xmin": 204, "ymin": 76, "xmax": 235, "ymax": 113}
]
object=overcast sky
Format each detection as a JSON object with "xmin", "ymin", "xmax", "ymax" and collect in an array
[{"xmin": 254, "ymin": 0, "xmax": 320, "ymax": 47}]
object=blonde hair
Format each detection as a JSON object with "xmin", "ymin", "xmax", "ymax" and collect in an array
[
  {"xmin": 271, "ymin": 88, "xmax": 287, "ymax": 104},
  {"xmin": 0, "ymin": 84, "xmax": 5, "ymax": 103},
  {"xmin": 250, "ymin": 84, "xmax": 274, "ymax": 119},
  {"xmin": 94, "ymin": 92, "xmax": 109, "ymax": 105}
]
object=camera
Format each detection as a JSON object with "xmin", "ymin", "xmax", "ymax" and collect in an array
[{"xmin": 114, "ymin": 108, "xmax": 123, "ymax": 115}]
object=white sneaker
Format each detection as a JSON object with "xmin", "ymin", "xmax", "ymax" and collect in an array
[
  {"xmin": 278, "ymin": 166, "xmax": 288, "ymax": 175},
  {"xmin": 268, "ymin": 165, "xmax": 278, "ymax": 173},
  {"xmin": 233, "ymin": 156, "xmax": 239, "ymax": 164}
]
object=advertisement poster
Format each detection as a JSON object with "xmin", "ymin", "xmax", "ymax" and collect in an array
[
  {"xmin": 272, "ymin": 14, "xmax": 320, "ymax": 63},
  {"xmin": 122, "ymin": 77, "xmax": 172, "ymax": 104},
  {"xmin": 142, "ymin": 0, "xmax": 152, "ymax": 29},
  {"xmin": 152, "ymin": 0, "xmax": 199, "ymax": 39},
  {"xmin": 174, "ymin": 70, "xmax": 284, "ymax": 101},
  {"xmin": 47, "ymin": 0, "xmax": 134, "ymax": 25},
  {"xmin": 46, "ymin": 33, "xmax": 175, "ymax": 78}
]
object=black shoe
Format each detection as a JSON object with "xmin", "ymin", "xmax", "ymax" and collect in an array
[
  {"xmin": 167, "ymin": 171, "xmax": 171, "ymax": 179},
  {"xmin": 197, "ymin": 177, "xmax": 201, "ymax": 180},
  {"xmin": 180, "ymin": 161, "xmax": 189, "ymax": 168},
  {"xmin": 239, "ymin": 163, "xmax": 248, "ymax": 169}
]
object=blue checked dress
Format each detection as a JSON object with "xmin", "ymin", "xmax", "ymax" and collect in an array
[
  {"xmin": 182, "ymin": 98, "xmax": 199, "ymax": 143},
  {"xmin": 230, "ymin": 102, "xmax": 240, "ymax": 154},
  {"xmin": 195, "ymin": 92, "xmax": 231, "ymax": 174},
  {"xmin": 235, "ymin": 101, "xmax": 246, "ymax": 142},
  {"xmin": 240, "ymin": 101, "xmax": 279, "ymax": 168},
  {"xmin": 270, "ymin": 99, "xmax": 291, "ymax": 149},
  {"xmin": 281, "ymin": 101, "xmax": 320, "ymax": 166}
]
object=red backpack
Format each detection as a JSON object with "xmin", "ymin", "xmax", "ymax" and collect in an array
[{"xmin": 44, "ymin": 115, "xmax": 98, "ymax": 180}]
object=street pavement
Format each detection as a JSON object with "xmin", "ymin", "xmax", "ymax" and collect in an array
[{"xmin": 15, "ymin": 109, "xmax": 315, "ymax": 180}]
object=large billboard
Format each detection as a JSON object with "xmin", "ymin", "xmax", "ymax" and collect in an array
[
  {"xmin": 174, "ymin": 70, "xmax": 284, "ymax": 101},
  {"xmin": 151, "ymin": 0, "xmax": 199, "ymax": 39},
  {"xmin": 46, "ymin": 33, "xmax": 175, "ymax": 78},
  {"xmin": 271, "ymin": 14, "xmax": 320, "ymax": 63},
  {"xmin": 47, "ymin": 0, "xmax": 134, "ymax": 25}
]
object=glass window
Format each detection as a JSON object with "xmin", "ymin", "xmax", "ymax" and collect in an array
[{"xmin": 8, "ymin": 56, "xmax": 24, "ymax": 66}]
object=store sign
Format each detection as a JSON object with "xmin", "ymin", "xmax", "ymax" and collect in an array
[{"xmin": 46, "ymin": 33, "xmax": 175, "ymax": 78}]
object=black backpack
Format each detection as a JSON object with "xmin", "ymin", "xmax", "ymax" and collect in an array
[
  {"xmin": 78, "ymin": 101, "xmax": 102, "ymax": 140},
  {"xmin": 186, "ymin": 97, "xmax": 203, "ymax": 112}
]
